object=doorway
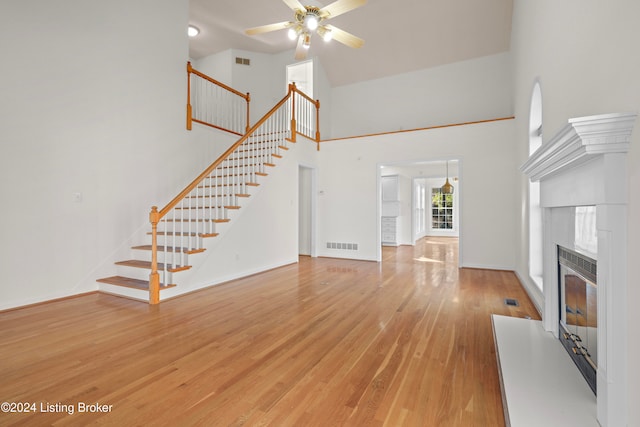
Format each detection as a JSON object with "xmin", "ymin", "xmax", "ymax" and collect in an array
[
  {"xmin": 286, "ymin": 60, "xmax": 313, "ymax": 96},
  {"xmin": 299, "ymin": 165, "xmax": 316, "ymax": 256},
  {"xmin": 378, "ymin": 160, "xmax": 461, "ymax": 265}
]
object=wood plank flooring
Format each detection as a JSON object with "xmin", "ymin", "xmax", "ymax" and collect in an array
[{"xmin": 0, "ymin": 237, "xmax": 539, "ymax": 426}]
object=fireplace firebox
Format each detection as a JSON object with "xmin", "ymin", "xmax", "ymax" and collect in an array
[{"xmin": 558, "ymin": 245, "xmax": 597, "ymax": 394}]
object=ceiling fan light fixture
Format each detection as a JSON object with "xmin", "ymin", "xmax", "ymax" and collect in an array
[
  {"xmin": 304, "ymin": 13, "xmax": 319, "ymax": 31},
  {"xmin": 187, "ymin": 25, "xmax": 200, "ymax": 37},
  {"xmin": 288, "ymin": 27, "xmax": 299, "ymax": 40},
  {"xmin": 318, "ymin": 26, "xmax": 333, "ymax": 42},
  {"xmin": 302, "ymin": 33, "xmax": 311, "ymax": 49}
]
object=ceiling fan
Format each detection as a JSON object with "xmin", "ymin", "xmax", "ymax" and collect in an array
[{"xmin": 245, "ymin": 0, "xmax": 367, "ymax": 60}]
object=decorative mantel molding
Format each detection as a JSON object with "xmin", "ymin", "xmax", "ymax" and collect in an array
[{"xmin": 521, "ymin": 112, "xmax": 637, "ymax": 182}]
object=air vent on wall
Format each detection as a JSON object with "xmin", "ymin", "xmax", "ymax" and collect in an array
[
  {"xmin": 326, "ymin": 242, "xmax": 358, "ymax": 251},
  {"xmin": 235, "ymin": 57, "xmax": 250, "ymax": 66}
]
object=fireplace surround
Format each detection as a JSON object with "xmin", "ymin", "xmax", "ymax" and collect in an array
[{"xmin": 522, "ymin": 112, "xmax": 637, "ymax": 427}]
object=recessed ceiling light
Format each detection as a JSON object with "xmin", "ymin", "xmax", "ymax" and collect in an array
[{"xmin": 188, "ymin": 25, "xmax": 200, "ymax": 37}]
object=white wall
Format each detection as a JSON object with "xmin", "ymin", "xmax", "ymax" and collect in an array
[
  {"xmin": 193, "ymin": 49, "xmax": 279, "ymax": 124},
  {"xmin": 0, "ymin": 0, "xmax": 214, "ymax": 309},
  {"xmin": 317, "ymin": 119, "xmax": 517, "ymax": 269},
  {"xmin": 192, "ymin": 49, "xmax": 233, "ymax": 86},
  {"xmin": 511, "ymin": 0, "xmax": 640, "ymax": 424},
  {"xmin": 329, "ymin": 52, "xmax": 513, "ymax": 139}
]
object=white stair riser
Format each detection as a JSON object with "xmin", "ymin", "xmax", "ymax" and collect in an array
[
  {"xmin": 98, "ymin": 283, "xmax": 149, "ymax": 301},
  {"xmin": 116, "ymin": 263, "xmax": 184, "ymax": 282}
]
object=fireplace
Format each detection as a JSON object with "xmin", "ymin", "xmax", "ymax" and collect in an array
[
  {"xmin": 558, "ymin": 245, "xmax": 597, "ymax": 394},
  {"xmin": 521, "ymin": 112, "xmax": 637, "ymax": 426}
]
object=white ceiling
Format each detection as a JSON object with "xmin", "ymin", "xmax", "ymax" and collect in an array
[{"xmin": 189, "ymin": 0, "xmax": 514, "ymax": 87}]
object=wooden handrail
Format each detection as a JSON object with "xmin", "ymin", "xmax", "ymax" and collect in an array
[
  {"xmin": 160, "ymin": 86, "xmax": 293, "ymax": 219},
  {"xmin": 319, "ymin": 116, "xmax": 516, "ymax": 143},
  {"xmin": 187, "ymin": 62, "xmax": 251, "ymax": 135},
  {"xmin": 187, "ymin": 62, "xmax": 249, "ymax": 101},
  {"xmin": 291, "ymin": 85, "xmax": 319, "ymax": 108},
  {"xmin": 191, "ymin": 119, "xmax": 244, "ymax": 136},
  {"xmin": 289, "ymin": 83, "xmax": 321, "ymax": 144}
]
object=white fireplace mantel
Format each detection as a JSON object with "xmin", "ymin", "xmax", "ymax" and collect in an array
[
  {"xmin": 521, "ymin": 112, "xmax": 637, "ymax": 427},
  {"xmin": 522, "ymin": 112, "xmax": 636, "ymax": 182}
]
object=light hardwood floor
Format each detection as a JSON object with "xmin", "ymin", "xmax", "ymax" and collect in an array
[{"xmin": 0, "ymin": 237, "xmax": 539, "ymax": 426}]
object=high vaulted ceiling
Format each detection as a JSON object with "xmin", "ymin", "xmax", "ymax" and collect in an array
[{"xmin": 189, "ymin": 0, "xmax": 513, "ymax": 87}]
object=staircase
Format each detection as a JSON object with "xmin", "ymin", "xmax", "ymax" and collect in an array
[{"xmin": 97, "ymin": 76, "xmax": 319, "ymax": 304}]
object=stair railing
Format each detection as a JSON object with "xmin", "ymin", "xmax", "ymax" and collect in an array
[
  {"xmin": 148, "ymin": 83, "xmax": 320, "ymax": 303},
  {"xmin": 290, "ymin": 83, "xmax": 321, "ymax": 150},
  {"xmin": 187, "ymin": 61, "xmax": 251, "ymax": 135}
]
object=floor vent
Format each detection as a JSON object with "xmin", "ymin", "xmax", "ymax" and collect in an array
[
  {"xmin": 504, "ymin": 298, "xmax": 519, "ymax": 307},
  {"xmin": 326, "ymin": 242, "xmax": 358, "ymax": 251}
]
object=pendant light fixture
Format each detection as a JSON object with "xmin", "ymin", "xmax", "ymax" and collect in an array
[{"xmin": 441, "ymin": 161, "xmax": 454, "ymax": 194}]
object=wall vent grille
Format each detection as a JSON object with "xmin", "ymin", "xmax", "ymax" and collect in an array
[
  {"xmin": 235, "ymin": 57, "xmax": 250, "ymax": 66},
  {"xmin": 326, "ymin": 242, "xmax": 358, "ymax": 251},
  {"xmin": 558, "ymin": 246, "xmax": 597, "ymax": 283}
]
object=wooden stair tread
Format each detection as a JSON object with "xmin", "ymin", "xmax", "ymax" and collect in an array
[
  {"xmin": 174, "ymin": 205, "xmax": 242, "ymax": 209},
  {"xmin": 177, "ymin": 195, "xmax": 249, "ymax": 206},
  {"xmin": 162, "ymin": 218, "xmax": 232, "ymax": 223},
  {"xmin": 97, "ymin": 276, "xmax": 176, "ymax": 290},
  {"xmin": 211, "ymin": 172, "xmax": 265, "ymax": 178},
  {"xmin": 220, "ymin": 163, "xmax": 265, "ymax": 169},
  {"xmin": 185, "ymin": 195, "xmax": 236, "ymax": 200},
  {"xmin": 132, "ymin": 245, "xmax": 207, "ymax": 254},
  {"xmin": 200, "ymin": 232, "xmax": 219, "ymax": 238},
  {"xmin": 195, "ymin": 184, "xmax": 252, "ymax": 189},
  {"xmin": 196, "ymin": 183, "xmax": 259, "ymax": 189},
  {"xmin": 150, "ymin": 231, "xmax": 215, "ymax": 237},
  {"xmin": 115, "ymin": 260, "xmax": 191, "ymax": 273}
]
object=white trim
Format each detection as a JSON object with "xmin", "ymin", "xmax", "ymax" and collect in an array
[{"xmin": 521, "ymin": 112, "xmax": 636, "ymax": 182}]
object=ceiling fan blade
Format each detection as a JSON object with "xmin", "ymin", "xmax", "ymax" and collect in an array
[
  {"xmin": 324, "ymin": 24, "xmax": 364, "ymax": 48},
  {"xmin": 245, "ymin": 21, "xmax": 293, "ymax": 35},
  {"xmin": 319, "ymin": 0, "xmax": 367, "ymax": 19},
  {"xmin": 295, "ymin": 35, "xmax": 308, "ymax": 60},
  {"xmin": 282, "ymin": 0, "xmax": 306, "ymax": 12}
]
